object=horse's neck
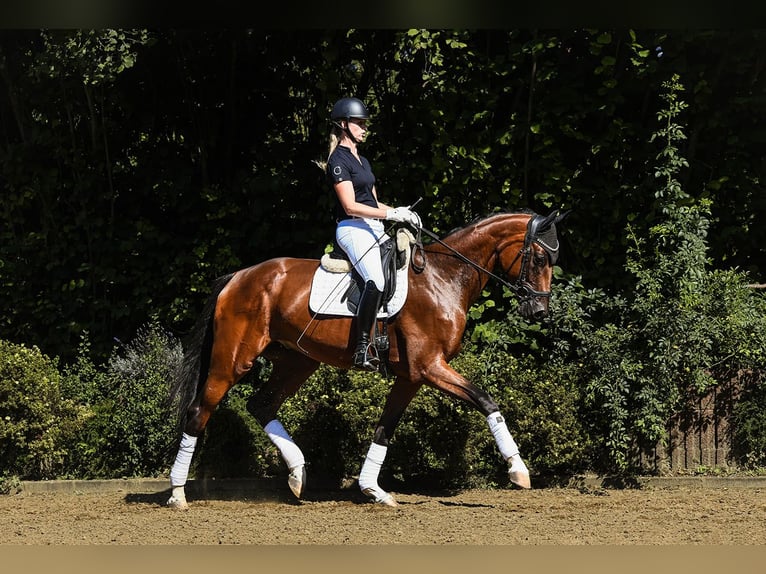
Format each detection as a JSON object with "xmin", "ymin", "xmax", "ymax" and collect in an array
[
  {"xmin": 430, "ymin": 214, "xmax": 528, "ymax": 301},
  {"xmin": 423, "ymin": 219, "xmax": 501, "ymax": 298}
]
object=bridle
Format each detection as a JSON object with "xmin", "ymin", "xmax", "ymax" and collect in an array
[
  {"xmin": 498, "ymin": 213, "xmax": 560, "ymax": 304},
  {"xmin": 412, "ymin": 213, "xmax": 560, "ymax": 305}
]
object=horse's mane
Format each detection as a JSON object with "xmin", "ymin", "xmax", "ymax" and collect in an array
[{"xmin": 437, "ymin": 208, "xmax": 536, "ymax": 241}]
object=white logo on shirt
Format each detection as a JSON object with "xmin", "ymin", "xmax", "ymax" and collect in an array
[{"xmin": 333, "ymin": 166, "xmax": 342, "ymax": 176}]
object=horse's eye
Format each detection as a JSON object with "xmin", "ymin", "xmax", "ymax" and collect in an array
[{"xmin": 533, "ymin": 253, "xmax": 547, "ymax": 267}]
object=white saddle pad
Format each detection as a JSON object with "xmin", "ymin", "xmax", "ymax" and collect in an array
[{"xmin": 308, "ymin": 264, "xmax": 409, "ymax": 318}]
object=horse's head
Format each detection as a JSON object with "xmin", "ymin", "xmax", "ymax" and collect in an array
[{"xmin": 500, "ymin": 209, "xmax": 569, "ymax": 320}]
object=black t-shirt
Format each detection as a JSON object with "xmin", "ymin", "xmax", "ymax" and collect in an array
[{"xmin": 327, "ymin": 145, "xmax": 377, "ymax": 220}]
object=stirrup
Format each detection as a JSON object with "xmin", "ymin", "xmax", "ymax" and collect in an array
[{"xmin": 353, "ymin": 343, "xmax": 379, "ymax": 372}]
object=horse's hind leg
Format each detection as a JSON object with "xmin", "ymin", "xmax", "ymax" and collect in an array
[
  {"xmin": 358, "ymin": 376, "xmax": 421, "ymax": 507},
  {"xmin": 246, "ymin": 345, "xmax": 319, "ymax": 499},
  {"xmin": 167, "ymin": 368, "xmax": 237, "ymax": 509},
  {"xmin": 168, "ymin": 323, "xmax": 270, "ymax": 509}
]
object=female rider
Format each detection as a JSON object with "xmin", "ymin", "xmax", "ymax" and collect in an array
[{"xmin": 325, "ymin": 97, "xmax": 420, "ymax": 370}]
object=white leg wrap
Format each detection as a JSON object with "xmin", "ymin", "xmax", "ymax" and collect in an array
[
  {"xmin": 358, "ymin": 442, "xmax": 396, "ymax": 506},
  {"xmin": 264, "ymin": 419, "xmax": 305, "ymax": 470},
  {"xmin": 487, "ymin": 412, "xmax": 519, "ymax": 460},
  {"xmin": 167, "ymin": 432, "xmax": 197, "ymax": 509},
  {"xmin": 487, "ymin": 412, "xmax": 532, "ymax": 489},
  {"xmin": 169, "ymin": 432, "xmax": 198, "ymax": 486}
]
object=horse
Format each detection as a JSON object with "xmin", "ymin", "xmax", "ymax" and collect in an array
[{"xmin": 166, "ymin": 208, "xmax": 569, "ymax": 509}]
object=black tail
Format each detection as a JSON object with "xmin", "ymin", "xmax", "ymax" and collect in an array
[{"xmin": 168, "ymin": 272, "xmax": 236, "ymax": 436}]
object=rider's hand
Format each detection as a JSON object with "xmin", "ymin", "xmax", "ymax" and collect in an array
[{"xmin": 386, "ymin": 207, "xmax": 421, "ymax": 228}]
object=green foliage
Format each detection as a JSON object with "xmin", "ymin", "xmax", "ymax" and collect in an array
[
  {"xmin": 726, "ymin": 290, "xmax": 766, "ymax": 468},
  {"xmin": 571, "ymin": 75, "xmax": 702, "ymax": 470},
  {"xmin": 31, "ymin": 30, "xmax": 151, "ymax": 85},
  {"xmin": 2, "ymin": 30, "xmax": 766, "ymax": 364},
  {"xmin": 555, "ymin": 74, "xmax": 766, "ymax": 473},
  {"xmin": 732, "ymin": 370, "xmax": 766, "ymax": 469},
  {"xmin": 60, "ymin": 332, "xmax": 109, "ymax": 407},
  {"xmin": 61, "ymin": 320, "xmax": 182, "ymax": 478},
  {"xmin": 0, "ymin": 474, "xmax": 21, "ymax": 495},
  {"xmin": 0, "ymin": 340, "xmax": 87, "ymax": 479},
  {"xmin": 2, "ymin": 30, "xmax": 766, "ymax": 485}
]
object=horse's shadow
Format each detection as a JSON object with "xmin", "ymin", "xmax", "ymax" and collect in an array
[
  {"xmin": 123, "ymin": 480, "xmax": 480, "ymax": 508},
  {"xmin": 123, "ymin": 485, "xmax": 375, "ymax": 507}
]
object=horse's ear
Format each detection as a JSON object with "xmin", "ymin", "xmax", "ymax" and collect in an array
[
  {"xmin": 536, "ymin": 210, "xmax": 560, "ymax": 232},
  {"xmin": 554, "ymin": 209, "xmax": 571, "ymax": 226}
]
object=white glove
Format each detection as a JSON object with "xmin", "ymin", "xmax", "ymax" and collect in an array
[{"xmin": 385, "ymin": 207, "xmax": 421, "ymax": 228}]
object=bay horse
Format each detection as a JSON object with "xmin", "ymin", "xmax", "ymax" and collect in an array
[{"xmin": 166, "ymin": 208, "xmax": 568, "ymax": 509}]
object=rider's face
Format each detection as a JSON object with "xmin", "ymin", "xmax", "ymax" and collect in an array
[{"xmin": 346, "ymin": 118, "xmax": 368, "ymax": 140}]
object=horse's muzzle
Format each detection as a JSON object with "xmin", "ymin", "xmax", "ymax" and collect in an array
[{"xmin": 518, "ymin": 298, "xmax": 549, "ymax": 321}]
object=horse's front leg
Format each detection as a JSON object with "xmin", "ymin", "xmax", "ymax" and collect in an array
[
  {"xmin": 422, "ymin": 358, "xmax": 531, "ymax": 490},
  {"xmin": 487, "ymin": 412, "xmax": 531, "ymax": 489},
  {"xmin": 358, "ymin": 376, "xmax": 421, "ymax": 507}
]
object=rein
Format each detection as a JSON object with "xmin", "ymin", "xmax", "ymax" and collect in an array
[
  {"xmin": 417, "ymin": 227, "xmax": 516, "ymax": 290},
  {"xmin": 414, "ymin": 214, "xmax": 556, "ymax": 303}
]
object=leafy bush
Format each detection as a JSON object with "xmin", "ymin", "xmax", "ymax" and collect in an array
[
  {"xmin": 60, "ymin": 332, "xmax": 109, "ymax": 407},
  {"xmin": 61, "ymin": 320, "xmax": 182, "ymax": 478},
  {"xmin": 0, "ymin": 340, "xmax": 87, "ymax": 479},
  {"xmin": 727, "ymin": 286, "xmax": 766, "ymax": 468},
  {"xmin": 538, "ymin": 75, "xmax": 766, "ymax": 475},
  {"xmin": 732, "ymin": 370, "xmax": 766, "ymax": 469}
]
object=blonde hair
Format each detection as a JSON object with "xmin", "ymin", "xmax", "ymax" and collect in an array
[
  {"xmin": 327, "ymin": 131, "xmax": 341, "ymax": 163},
  {"xmin": 314, "ymin": 125, "xmax": 343, "ymax": 172}
]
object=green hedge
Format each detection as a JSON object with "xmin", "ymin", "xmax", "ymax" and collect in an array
[{"xmin": 0, "ymin": 340, "xmax": 86, "ymax": 480}]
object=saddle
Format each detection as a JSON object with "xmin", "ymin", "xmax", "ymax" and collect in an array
[{"xmin": 319, "ymin": 227, "xmax": 416, "ymax": 314}]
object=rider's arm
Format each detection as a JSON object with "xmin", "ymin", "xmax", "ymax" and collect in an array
[{"xmin": 334, "ymin": 181, "xmax": 389, "ymax": 219}]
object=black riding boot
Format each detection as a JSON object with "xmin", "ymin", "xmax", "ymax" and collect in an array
[{"xmin": 353, "ymin": 280, "xmax": 383, "ymax": 371}]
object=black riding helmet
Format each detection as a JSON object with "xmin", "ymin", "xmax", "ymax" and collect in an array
[
  {"xmin": 331, "ymin": 97, "xmax": 369, "ymax": 125},
  {"xmin": 331, "ymin": 97, "xmax": 370, "ymax": 144}
]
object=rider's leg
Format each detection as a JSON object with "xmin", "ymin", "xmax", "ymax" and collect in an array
[
  {"xmin": 336, "ymin": 220, "xmax": 386, "ymax": 371},
  {"xmin": 353, "ymin": 280, "xmax": 383, "ymax": 370}
]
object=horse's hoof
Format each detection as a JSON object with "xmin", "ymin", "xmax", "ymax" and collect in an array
[
  {"xmin": 288, "ymin": 465, "xmax": 306, "ymax": 498},
  {"xmin": 166, "ymin": 495, "xmax": 189, "ymax": 510},
  {"xmin": 509, "ymin": 470, "xmax": 531, "ymax": 489},
  {"xmin": 362, "ymin": 487, "xmax": 399, "ymax": 507},
  {"xmin": 508, "ymin": 456, "xmax": 532, "ymax": 489},
  {"xmin": 378, "ymin": 493, "xmax": 399, "ymax": 507}
]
